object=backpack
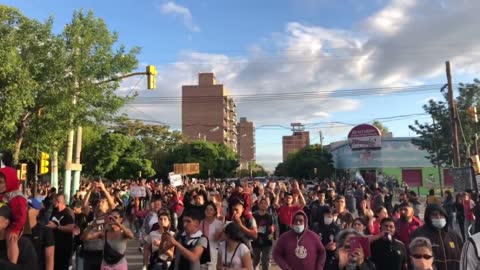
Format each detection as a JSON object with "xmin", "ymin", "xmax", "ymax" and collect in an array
[{"xmin": 176, "ymin": 232, "xmax": 211, "ymax": 268}]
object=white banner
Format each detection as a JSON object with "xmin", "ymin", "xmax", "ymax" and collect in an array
[
  {"xmin": 169, "ymin": 172, "xmax": 183, "ymax": 187},
  {"xmin": 131, "ymin": 186, "xmax": 146, "ymax": 197}
]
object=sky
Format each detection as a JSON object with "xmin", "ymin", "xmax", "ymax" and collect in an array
[{"xmin": 5, "ymin": 0, "xmax": 480, "ymax": 171}]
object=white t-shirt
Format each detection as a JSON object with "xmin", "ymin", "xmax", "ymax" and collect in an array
[
  {"xmin": 218, "ymin": 242, "xmax": 250, "ymax": 269},
  {"xmin": 201, "ymin": 219, "xmax": 224, "ymax": 250},
  {"xmin": 147, "ymin": 230, "xmax": 175, "ymax": 252},
  {"xmin": 148, "ymin": 215, "xmax": 159, "ymax": 231}
]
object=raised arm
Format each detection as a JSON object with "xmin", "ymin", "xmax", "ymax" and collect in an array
[{"xmin": 98, "ymin": 180, "xmax": 116, "ymax": 210}]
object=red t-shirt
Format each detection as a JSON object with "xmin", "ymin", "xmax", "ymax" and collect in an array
[
  {"xmin": 276, "ymin": 205, "xmax": 302, "ymax": 226},
  {"xmin": 464, "ymin": 200, "xmax": 475, "ymax": 221}
]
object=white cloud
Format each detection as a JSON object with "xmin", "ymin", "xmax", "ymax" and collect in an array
[
  {"xmin": 124, "ymin": 0, "xmax": 480, "ymax": 168},
  {"xmin": 158, "ymin": 2, "xmax": 200, "ymax": 32},
  {"xmin": 364, "ymin": 0, "xmax": 417, "ymax": 36},
  {"xmin": 313, "ymin": 112, "xmax": 331, "ymax": 118}
]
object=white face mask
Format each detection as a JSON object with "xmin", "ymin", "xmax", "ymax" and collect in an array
[
  {"xmin": 431, "ymin": 218, "xmax": 446, "ymax": 229},
  {"xmin": 293, "ymin": 224, "xmax": 305, "ymax": 234},
  {"xmin": 324, "ymin": 217, "xmax": 333, "ymax": 225}
]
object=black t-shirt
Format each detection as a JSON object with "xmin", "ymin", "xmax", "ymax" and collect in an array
[
  {"xmin": 50, "ymin": 208, "xmax": 74, "ymax": 252},
  {"xmin": 0, "ymin": 237, "xmax": 39, "ymax": 270},
  {"xmin": 370, "ymin": 238, "xmax": 407, "ymax": 270},
  {"xmin": 252, "ymin": 212, "xmax": 273, "ymax": 248},
  {"xmin": 74, "ymin": 212, "xmax": 91, "ymax": 248},
  {"xmin": 27, "ymin": 224, "xmax": 55, "ymax": 270}
]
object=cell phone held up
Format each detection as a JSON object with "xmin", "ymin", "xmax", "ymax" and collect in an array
[{"xmin": 349, "ymin": 236, "xmax": 370, "ymax": 258}]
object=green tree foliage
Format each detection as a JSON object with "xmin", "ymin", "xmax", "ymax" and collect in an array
[
  {"xmin": 372, "ymin": 120, "xmax": 389, "ymax": 134},
  {"xmin": 165, "ymin": 141, "xmax": 239, "ymax": 179},
  {"xmin": 0, "ymin": 7, "xmax": 140, "ymax": 164},
  {"xmin": 82, "ymin": 132, "xmax": 156, "ymax": 179},
  {"xmin": 112, "ymin": 117, "xmax": 184, "ymax": 177},
  {"xmin": 409, "ymin": 80, "xmax": 480, "ymax": 166},
  {"xmin": 237, "ymin": 162, "xmax": 269, "ymax": 178},
  {"xmin": 274, "ymin": 144, "xmax": 334, "ymax": 179}
]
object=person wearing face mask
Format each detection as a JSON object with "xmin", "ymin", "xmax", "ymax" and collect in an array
[
  {"xmin": 370, "ymin": 217, "xmax": 408, "ymax": 270},
  {"xmin": 411, "ymin": 204, "xmax": 463, "ymax": 270},
  {"xmin": 318, "ymin": 207, "xmax": 341, "ymax": 270},
  {"xmin": 273, "ymin": 210, "xmax": 326, "ymax": 270}
]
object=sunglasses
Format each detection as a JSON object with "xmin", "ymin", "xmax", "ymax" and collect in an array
[{"xmin": 411, "ymin": 254, "xmax": 433, "ymax": 260}]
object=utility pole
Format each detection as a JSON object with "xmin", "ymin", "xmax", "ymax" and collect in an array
[
  {"xmin": 472, "ymin": 134, "xmax": 479, "ymax": 194},
  {"xmin": 72, "ymin": 126, "xmax": 83, "ymax": 200},
  {"xmin": 51, "ymin": 150, "xmax": 58, "ymax": 189},
  {"xmin": 446, "ymin": 61, "xmax": 461, "ymax": 167},
  {"xmin": 319, "ymin": 130, "xmax": 324, "ymax": 148},
  {"xmin": 432, "ymin": 116, "xmax": 444, "ymax": 196},
  {"xmin": 64, "ymin": 129, "xmax": 74, "ymax": 204}
]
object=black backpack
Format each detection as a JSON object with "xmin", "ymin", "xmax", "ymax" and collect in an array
[{"xmin": 176, "ymin": 233, "xmax": 211, "ymax": 268}]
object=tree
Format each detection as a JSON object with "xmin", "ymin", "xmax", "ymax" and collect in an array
[
  {"xmin": 409, "ymin": 80, "xmax": 480, "ymax": 167},
  {"xmin": 165, "ymin": 141, "xmax": 239, "ymax": 179},
  {"xmin": 0, "ymin": 7, "xmax": 140, "ymax": 164},
  {"xmin": 372, "ymin": 120, "xmax": 389, "ymax": 135},
  {"xmin": 274, "ymin": 144, "xmax": 334, "ymax": 179},
  {"xmin": 112, "ymin": 117, "xmax": 184, "ymax": 177},
  {"xmin": 237, "ymin": 162, "xmax": 269, "ymax": 178},
  {"xmin": 0, "ymin": 6, "xmax": 71, "ymax": 163},
  {"xmin": 82, "ymin": 132, "xmax": 155, "ymax": 179}
]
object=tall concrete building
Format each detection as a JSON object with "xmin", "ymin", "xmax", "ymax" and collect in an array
[
  {"xmin": 237, "ymin": 117, "xmax": 255, "ymax": 169},
  {"xmin": 282, "ymin": 123, "xmax": 310, "ymax": 161},
  {"xmin": 182, "ymin": 73, "xmax": 238, "ymax": 151}
]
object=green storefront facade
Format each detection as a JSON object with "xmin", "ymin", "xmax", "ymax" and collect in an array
[{"xmin": 329, "ymin": 137, "xmax": 453, "ymax": 195}]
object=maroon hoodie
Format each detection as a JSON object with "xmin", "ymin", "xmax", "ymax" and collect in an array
[{"xmin": 273, "ymin": 210, "xmax": 326, "ymax": 270}]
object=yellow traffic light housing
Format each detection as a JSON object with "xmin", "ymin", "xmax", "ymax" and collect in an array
[
  {"xmin": 40, "ymin": 152, "xmax": 50, "ymax": 175},
  {"xmin": 468, "ymin": 106, "xmax": 478, "ymax": 123},
  {"xmin": 146, "ymin": 65, "xmax": 157, "ymax": 90},
  {"xmin": 472, "ymin": 155, "xmax": 480, "ymax": 174},
  {"xmin": 19, "ymin": 163, "xmax": 27, "ymax": 181}
]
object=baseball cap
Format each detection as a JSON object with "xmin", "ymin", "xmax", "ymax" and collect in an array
[
  {"xmin": 0, "ymin": 203, "xmax": 12, "ymax": 219},
  {"xmin": 28, "ymin": 198, "xmax": 43, "ymax": 210}
]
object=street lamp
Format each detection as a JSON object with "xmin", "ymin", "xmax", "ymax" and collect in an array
[{"xmin": 198, "ymin": 126, "xmax": 220, "ymax": 141}]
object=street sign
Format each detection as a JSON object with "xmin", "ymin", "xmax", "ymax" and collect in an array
[
  {"xmin": 174, "ymin": 163, "xmax": 200, "ymax": 175},
  {"xmin": 348, "ymin": 124, "xmax": 382, "ymax": 150}
]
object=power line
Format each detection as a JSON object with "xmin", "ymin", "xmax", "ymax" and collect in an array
[
  {"xmin": 128, "ymin": 84, "xmax": 450, "ymax": 105},
  {"xmin": 123, "ymin": 112, "xmax": 430, "ymax": 130}
]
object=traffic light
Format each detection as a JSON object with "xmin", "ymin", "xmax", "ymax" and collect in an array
[
  {"xmin": 468, "ymin": 106, "xmax": 478, "ymax": 123},
  {"xmin": 146, "ymin": 65, "xmax": 157, "ymax": 90},
  {"xmin": 472, "ymin": 155, "xmax": 480, "ymax": 174},
  {"xmin": 39, "ymin": 152, "xmax": 50, "ymax": 175},
  {"xmin": 18, "ymin": 163, "xmax": 27, "ymax": 181}
]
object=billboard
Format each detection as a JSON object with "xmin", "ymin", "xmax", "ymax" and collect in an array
[
  {"xmin": 174, "ymin": 163, "xmax": 200, "ymax": 175},
  {"xmin": 348, "ymin": 124, "xmax": 382, "ymax": 150}
]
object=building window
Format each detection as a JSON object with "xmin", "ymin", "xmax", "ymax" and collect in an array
[{"xmin": 402, "ymin": 169, "xmax": 422, "ymax": 187}]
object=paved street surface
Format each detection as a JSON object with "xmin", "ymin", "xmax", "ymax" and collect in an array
[{"xmin": 124, "ymin": 239, "xmax": 144, "ymax": 270}]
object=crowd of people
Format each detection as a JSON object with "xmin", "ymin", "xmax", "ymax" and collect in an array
[{"xmin": 2, "ymin": 165, "xmax": 480, "ymax": 270}]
